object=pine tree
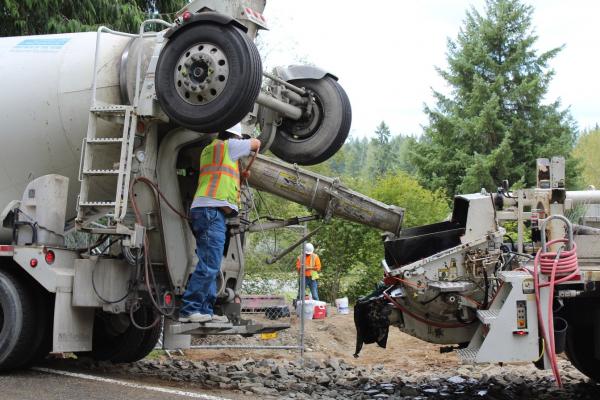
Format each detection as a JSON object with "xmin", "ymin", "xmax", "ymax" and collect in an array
[
  {"xmin": 410, "ymin": 0, "xmax": 578, "ymax": 196},
  {"xmin": 368, "ymin": 121, "xmax": 392, "ymax": 176},
  {"xmin": 0, "ymin": 1, "xmax": 187, "ymax": 36}
]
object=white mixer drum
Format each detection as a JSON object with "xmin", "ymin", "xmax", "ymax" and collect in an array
[{"xmin": 0, "ymin": 32, "xmax": 131, "ymax": 221}]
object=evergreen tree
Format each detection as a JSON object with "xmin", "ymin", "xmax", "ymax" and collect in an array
[
  {"xmin": 368, "ymin": 121, "xmax": 393, "ymax": 176},
  {"xmin": 0, "ymin": 0, "xmax": 186, "ymax": 36},
  {"xmin": 410, "ymin": 0, "xmax": 577, "ymax": 196}
]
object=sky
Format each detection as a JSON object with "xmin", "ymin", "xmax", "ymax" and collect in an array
[{"xmin": 257, "ymin": 0, "xmax": 600, "ymax": 138}]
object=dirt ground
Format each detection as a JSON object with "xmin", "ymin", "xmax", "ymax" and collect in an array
[{"xmin": 186, "ymin": 307, "xmax": 460, "ymax": 373}]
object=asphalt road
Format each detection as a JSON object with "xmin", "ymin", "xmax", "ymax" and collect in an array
[{"xmin": 0, "ymin": 368, "xmax": 231, "ymax": 400}]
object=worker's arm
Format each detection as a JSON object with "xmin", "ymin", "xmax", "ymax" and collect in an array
[
  {"xmin": 315, "ymin": 255, "xmax": 321, "ymax": 271},
  {"xmin": 249, "ymin": 138, "xmax": 261, "ymax": 152},
  {"xmin": 228, "ymin": 138, "xmax": 261, "ymax": 161}
]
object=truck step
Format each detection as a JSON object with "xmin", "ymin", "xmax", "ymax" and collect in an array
[
  {"xmin": 498, "ymin": 270, "xmax": 531, "ymax": 283},
  {"xmin": 83, "ymin": 169, "xmax": 120, "ymax": 176},
  {"xmin": 87, "ymin": 138, "xmax": 124, "ymax": 144},
  {"xmin": 476, "ymin": 309, "xmax": 500, "ymax": 324},
  {"xmin": 457, "ymin": 346, "xmax": 480, "ymax": 363},
  {"xmin": 90, "ymin": 104, "xmax": 132, "ymax": 114},
  {"xmin": 170, "ymin": 321, "xmax": 291, "ymax": 336},
  {"xmin": 79, "ymin": 201, "xmax": 116, "ymax": 207}
]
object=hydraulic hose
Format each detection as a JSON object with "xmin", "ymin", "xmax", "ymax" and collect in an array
[{"xmin": 533, "ymin": 238, "xmax": 580, "ymax": 388}]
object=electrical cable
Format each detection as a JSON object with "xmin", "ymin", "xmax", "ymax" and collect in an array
[
  {"xmin": 91, "ymin": 264, "xmax": 132, "ymax": 304},
  {"xmin": 129, "ymin": 177, "xmax": 181, "ymax": 318}
]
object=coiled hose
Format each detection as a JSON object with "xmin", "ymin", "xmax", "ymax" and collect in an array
[{"xmin": 533, "ymin": 238, "xmax": 580, "ymax": 388}]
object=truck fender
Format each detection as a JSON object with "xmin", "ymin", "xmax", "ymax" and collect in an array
[
  {"xmin": 273, "ymin": 64, "xmax": 339, "ymax": 82},
  {"xmin": 164, "ymin": 11, "xmax": 248, "ymax": 40}
]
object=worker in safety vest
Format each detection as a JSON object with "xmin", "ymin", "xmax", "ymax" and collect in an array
[
  {"xmin": 296, "ymin": 243, "xmax": 321, "ymax": 301},
  {"xmin": 179, "ymin": 123, "xmax": 260, "ymax": 323}
]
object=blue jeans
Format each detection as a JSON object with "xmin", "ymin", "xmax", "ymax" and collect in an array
[
  {"xmin": 298, "ymin": 276, "xmax": 319, "ymax": 301},
  {"xmin": 181, "ymin": 207, "xmax": 226, "ymax": 316}
]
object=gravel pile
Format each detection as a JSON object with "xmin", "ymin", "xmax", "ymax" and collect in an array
[{"xmin": 103, "ymin": 357, "xmax": 600, "ymax": 399}]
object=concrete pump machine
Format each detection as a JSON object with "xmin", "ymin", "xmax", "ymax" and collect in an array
[{"xmin": 0, "ymin": 0, "xmax": 598, "ymax": 388}]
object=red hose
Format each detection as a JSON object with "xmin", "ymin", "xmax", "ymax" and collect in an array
[{"xmin": 533, "ymin": 238, "xmax": 580, "ymax": 388}]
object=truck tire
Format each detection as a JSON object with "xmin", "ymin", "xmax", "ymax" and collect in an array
[
  {"xmin": 270, "ymin": 76, "xmax": 352, "ymax": 165},
  {"xmin": 565, "ymin": 322, "xmax": 600, "ymax": 381},
  {"xmin": 23, "ymin": 289, "xmax": 53, "ymax": 365},
  {"xmin": 155, "ymin": 22, "xmax": 262, "ymax": 133},
  {"xmin": 87, "ymin": 307, "xmax": 161, "ymax": 363},
  {"xmin": 0, "ymin": 269, "xmax": 38, "ymax": 371},
  {"xmin": 112, "ymin": 309, "xmax": 161, "ymax": 363}
]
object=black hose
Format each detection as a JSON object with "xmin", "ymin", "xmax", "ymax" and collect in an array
[
  {"xmin": 129, "ymin": 304, "xmax": 161, "ymax": 330},
  {"xmin": 91, "ymin": 264, "xmax": 131, "ymax": 304}
]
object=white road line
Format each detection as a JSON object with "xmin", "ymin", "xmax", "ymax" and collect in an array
[{"xmin": 32, "ymin": 367, "xmax": 230, "ymax": 400}]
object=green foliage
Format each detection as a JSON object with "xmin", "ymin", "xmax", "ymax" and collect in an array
[
  {"xmin": 369, "ymin": 172, "xmax": 450, "ymax": 228},
  {"xmin": 243, "ymin": 121, "xmax": 449, "ymax": 304},
  {"xmin": 409, "ymin": 0, "xmax": 578, "ymax": 197},
  {"xmin": 0, "ymin": 0, "xmax": 186, "ymax": 36},
  {"xmin": 312, "ymin": 220, "xmax": 380, "ymax": 303},
  {"xmin": 573, "ymin": 127, "xmax": 600, "ymax": 188}
]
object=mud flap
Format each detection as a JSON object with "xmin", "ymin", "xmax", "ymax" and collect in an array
[{"xmin": 353, "ymin": 285, "xmax": 392, "ymax": 358}]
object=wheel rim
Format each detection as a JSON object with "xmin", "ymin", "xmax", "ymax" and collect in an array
[
  {"xmin": 279, "ymin": 91, "xmax": 324, "ymax": 141},
  {"xmin": 173, "ymin": 43, "xmax": 230, "ymax": 105}
]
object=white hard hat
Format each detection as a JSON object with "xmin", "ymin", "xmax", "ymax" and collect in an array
[
  {"xmin": 304, "ymin": 243, "xmax": 314, "ymax": 255},
  {"xmin": 225, "ymin": 123, "xmax": 243, "ymax": 138}
]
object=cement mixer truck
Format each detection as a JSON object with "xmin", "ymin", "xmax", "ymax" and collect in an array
[
  {"xmin": 0, "ymin": 0, "xmax": 400, "ymax": 369},
  {"xmin": 1, "ymin": 0, "xmax": 600, "ymax": 388}
]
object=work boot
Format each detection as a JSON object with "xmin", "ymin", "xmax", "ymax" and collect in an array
[
  {"xmin": 211, "ymin": 314, "xmax": 229, "ymax": 323},
  {"xmin": 179, "ymin": 313, "xmax": 212, "ymax": 323}
]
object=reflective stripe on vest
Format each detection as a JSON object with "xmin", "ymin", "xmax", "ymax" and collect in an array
[{"xmin": 194, "ymin": 139, "xmax": 240, "ymax": 205}]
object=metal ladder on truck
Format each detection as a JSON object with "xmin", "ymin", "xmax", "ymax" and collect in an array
[
  {"xmin": 76, "ymin": 21, "xmax": 171, "ymax": 237},
  {"xmin": 76, "ymin": 102, "xmax": 137, "ymax": 233}
]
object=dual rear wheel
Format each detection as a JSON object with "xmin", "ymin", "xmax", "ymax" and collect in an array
[{"xmin": 0, "ymin": 267, "xmax": 160, "ymax": 370}]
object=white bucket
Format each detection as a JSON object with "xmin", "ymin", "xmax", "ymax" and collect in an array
[
  {"xmin": 296, "ymin": 300, "xmax": 316, "ymax": 319},
  {"xmin": 335, "ymin": 297, "xmax": 349, "ymax": 314}
]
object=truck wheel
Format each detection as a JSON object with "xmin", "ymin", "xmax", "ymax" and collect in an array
[
  {"xmin": 0, "ymin": 269, "xmax": 38, "ymax": 371},
  {"xmin": 112, "ymin": 308, "xmax": 161, "ymax": 363},
  {"xmin": 155, "ymin": 22, "xmax": 262, "ymax": 133},
  {"xmin": 565, "ymin": 322, "xmax": 600, "ymax": 381},
  {"xmin": 87, "ymin": 307, "xmax": 161, "ymax": 363},
  {"xmin": 23, "ymin": 289, "xmax": 53, "ymax": 365},
  {"xmin": 270, "ymin": 76, "xmax": 352, "ymax": 165}
]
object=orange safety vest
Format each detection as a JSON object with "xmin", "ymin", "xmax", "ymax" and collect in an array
[
  {"xmin": 194, "ymin": 139, "xmax": 240, "ymax": 206},
  {"xmin": 296, "ymin": 254, "xmax": 321, "ymax": 277}
]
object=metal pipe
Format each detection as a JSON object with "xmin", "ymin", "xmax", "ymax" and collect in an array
[
  {"xmin": 263, "ymin": 71, "xmax": 306, "ymax": 96},
  {"xmin": 566, "ymin": 190, "xmax": 600, "ymax": 204},
  {"xmin": 246, "ymin": 155, "xmax": 405, "ymax": 234},
  {"xmin": 282, "ymin": 89, "xmax": 307, "ymax": 105},
  {"xmin": 265, "ymin": 225, "xmax": 323, "ymax": 264},
  {"xmin": 256, "ymin": 92, "xmax": 303, "ymax": 120},
  {"xmin": 300, "ymin": 223, "xmax": 307, "ymax": 360},
  {"xmin": 190, "ymin": 345, "xmax": 302, "ymax": 350}
]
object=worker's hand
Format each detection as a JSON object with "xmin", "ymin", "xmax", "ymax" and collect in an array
[{"xmin": 241, "ymin": 170, "xmax": 251, "ymax": 179}]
